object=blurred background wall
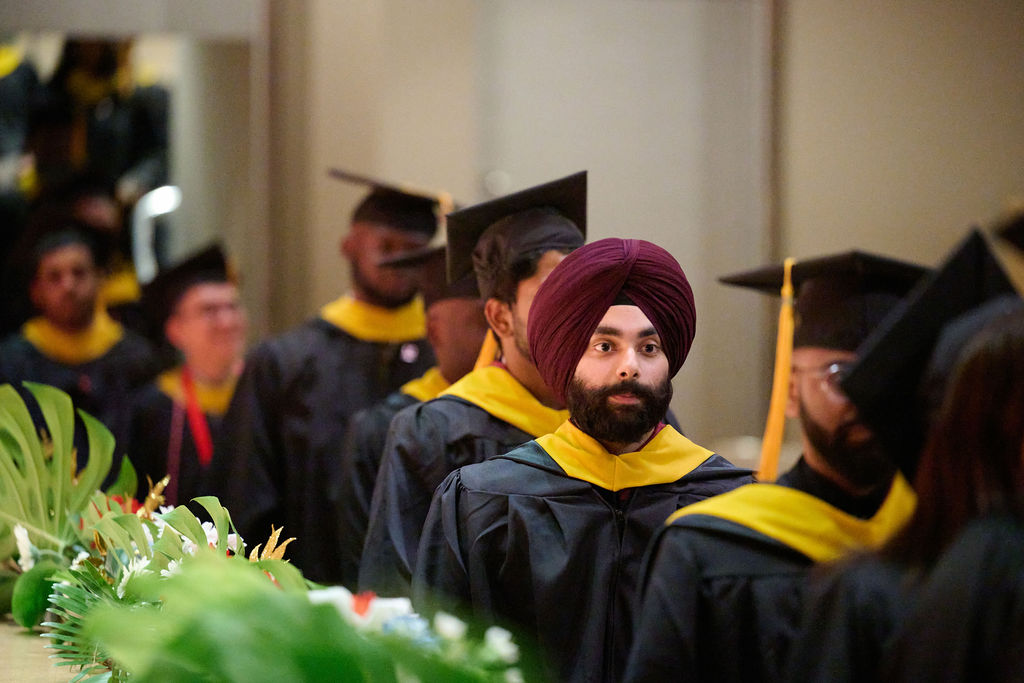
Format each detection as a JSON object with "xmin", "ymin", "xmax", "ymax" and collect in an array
[{"xmin": 2, "ymin": 0, "xmax": 1022, "ymax": 460}]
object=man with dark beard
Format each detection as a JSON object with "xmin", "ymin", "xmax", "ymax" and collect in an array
[
  {"xmin": 412, "ymin": 238, "xmax": 752, "ymax": 683},
  {"xmin": 205, "ymin": 173, "xmax": 440, "ymax": 583},
  {"xmin": 623, "ymin": 251, "xmax": 927, "ymax": 683}
]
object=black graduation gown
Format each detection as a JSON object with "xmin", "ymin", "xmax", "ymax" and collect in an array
[
  {"xmin": 623, "ymin": 458, "xmax": 913, "ymax": 683},
  {"xmin": 413, "ymin": 441, "xmax": 752, "ymax": 683},
  {"xmin": 784, "ymin": 553, "xmax": 916, "ymax": 683},
  {"xmin": 206, "ymin": 317, "xmax": 433, "ymax": 584},
  {"xmin": 883, "ymin": 513, "xmax": 1024, "ymax": 682},
  {"xmin": 333, "ymin": 390, "xmax": 420, "ymax": 587},
  {"xmin": 0, "ymin": 330, "xmax": 157, "ymax": 467},
  {"xmin": 358, "ymin": 394, "xmax": 537, "ymax": 596},
  {"xmin": 127, "ymin": 382, "xmax": 226, "ymax": 512}
]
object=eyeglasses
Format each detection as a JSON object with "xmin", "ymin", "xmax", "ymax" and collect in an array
[{"xmin": 791, "ymin": 361, "xmax": 853, "ymax": 400}]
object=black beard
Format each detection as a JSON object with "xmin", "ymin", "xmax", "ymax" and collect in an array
[
  {"xmin": 351, "ymin": 260, "xmax": 416, "ymax": 309},
  {"xmin": 566, "ymin": 377, "xmax": 673, "ymax": 449},
  {"xmin": 799, "ymin": 402, "xmax": 895, "ymax": 491}
]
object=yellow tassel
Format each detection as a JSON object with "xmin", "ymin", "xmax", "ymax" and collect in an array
[
  {"xmin": 473, "ymin": 329, "xmax": 500, "ymax": 370},
  {"xmin": 757, "ymin": 257, "xmax": 796, "ymax": 482}
]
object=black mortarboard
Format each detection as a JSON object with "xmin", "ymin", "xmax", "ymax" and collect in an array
[
  {"xmin": 378, "ymin": 244, "xmax": 479, "ymax": 308},
  {"xmin": 446, "ymin": 171, "xmax": 587, "ymax": 298},
  {"xmin": 141, "ymin": 244, "xmax": 231, "ymax": 336},
  {"xmin": 995, "ymin": 208, "xmax": 1024, "ymax": 252},
  {"xmin": 328, "ymin": 168, "xmax": 452, "ymax": 239},
  {"xmin": 840, "ymin": 229, "xmax": 1024, "ymax": 477},
  {"xmin": 720, "ymin": 251, "xmax": 928, "ymax": 351}
]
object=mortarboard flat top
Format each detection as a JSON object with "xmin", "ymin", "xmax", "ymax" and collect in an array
[
  {"xmin": 719, "ymin": 250, "xmax": 927, "ymax": 295},
  {"xmin": 328, "ymin": 167, "xmax": 454, "ymax": 239},
  {"xmin": 446, "ymin": 171, "xmax": 587, "ymax": 285},
  {"xmin": 841, "ymin": 229, "xmax": 1024, "ymax": 477},
  {"xmin": 720, "ymin": 250, "xmax": 928, "ymax": 350},
  {"xmin": 379, "ymin": 244, "xmax": 479, "ymax": 307}
]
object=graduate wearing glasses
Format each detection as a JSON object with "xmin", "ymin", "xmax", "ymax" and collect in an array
[{"xmin": 625, "ymin": 251, "xmax": 927, "ymax": 683}]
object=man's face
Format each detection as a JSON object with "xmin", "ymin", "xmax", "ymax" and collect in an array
[
  {"xmin": 566, "ymin": 305, "xmax": 673, "ymax": 450},
  {"xmin": 165, "ymin": 282, "xmax": 247, "ymax": 370},
  {"xmin": 344, "ymin": 222, "xmax": 431, "ymax": 308},
  {"xmin": 30, "ymin": 243, "xmax": 101, "ymax": 331},
  {"xmin": 508, "ymin": 250, "xmax": 566, "ymax": 362},
  {"xmin": 426, "ymin": 297, "xmax": 488, "ymax": 384},
  {"xmin": 789, "ymin": 346, "xmax": 894, "ymax": 490}
]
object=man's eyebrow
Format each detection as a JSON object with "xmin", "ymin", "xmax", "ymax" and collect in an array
[{"xmin": 592, "ymin": 326, "xmax": 659, "ymax": 338}]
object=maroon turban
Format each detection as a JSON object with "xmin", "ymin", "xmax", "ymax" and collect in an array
[{"xmin": 527, "ymin": 238, "xmax": 696, "ymax": 403}]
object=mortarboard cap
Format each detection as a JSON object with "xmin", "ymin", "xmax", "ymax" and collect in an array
[
  {"xmin": 379, "ymin": 244, "xmax": 479, "ymax": 308},
  {"xmin": 141, "ymin": 243, "xmax": 232, "ymax": 337},
  {"xmin": 840, "ymin": 229, "xmax": 1024, "ymax": 478},
  {"xmin": 446, "ymin": 171, "xmax": 587, "ymax": 299},
  {"xmin": 328, "ymin": 168, "xmax": 453, "ymax": 240},
  {"xmin": 720, "ymin": 251, "xmax": 928, "ymax": 351}
]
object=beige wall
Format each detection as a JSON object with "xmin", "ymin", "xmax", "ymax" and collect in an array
[{"xmin": 777, "ymin": 0, "xmax": 1024, "ymax": 264}]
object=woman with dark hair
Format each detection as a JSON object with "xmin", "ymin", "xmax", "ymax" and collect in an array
[{"xmin": 785, "ymin": 304, "xmax": 1024, "ymax": 682}]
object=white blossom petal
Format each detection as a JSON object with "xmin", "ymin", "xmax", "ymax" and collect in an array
[{"xmin": 433, "ymin": 612, "xmax": 467, "ymax": 641}]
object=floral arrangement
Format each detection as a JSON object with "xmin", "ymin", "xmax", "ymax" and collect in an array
[{"xmin": 0, "ymin": 382, "xmax": 523, "ymax": 682}]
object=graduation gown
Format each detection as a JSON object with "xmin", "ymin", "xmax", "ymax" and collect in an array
[
  {"xmin": 623, "ymin": 458, "xmax": 916, "ymax": 683},
  {"xmin": 413, "ymin": 420, "xmax": 752, "ymax": 683},
  {"xmin": 127, "ymin": 367, "xmax": 236, "ymax": 511},
  {"xmin": 358, "ymin": 363, "xmax": 569, "ymax": 596},
  {"xmin": 332, "ymin": 367, "xmax": 449, "ymax": 588},
  {"xmin": 205, "ymin": 296, "xmax": 434, "ymax": 584},
  {"xmin": 883, "ymin": 513, "xmax": 1024, "ymax": 682},
  {"xmin": 0, "ymin": 311, "xmax": 157, "ymax": 467}
]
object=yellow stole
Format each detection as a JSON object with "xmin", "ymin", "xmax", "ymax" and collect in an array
[
  {"xmin": 538, "ymin": 421, "xmax": 715, "ymax": 491},
  {"xmin": 319, "ymin": 295, "xmax": 425, "ymax": 343},
  {"xmin": 399, "ymin": 366, "xmax": 450, "ymax": 402},
  {"xmin": 22, "ymin": 309, "xmax": 124, "ymax": 365},
  {"xmin": 99, "ymin": 264, "xmax": 142, "ymax": 307},
  {"xmin": 441, "ymin": 364, "xmax": 568, "ymax": 438},
  {"xmin": 0, "ymin": 46, "xmax": 23, "ymax": 80},
  {"xmin": 156, "ymin": 367, "xmax": 238, "ymax": 417},
  {"xmin": 666, "ymin": 474, "xmax": 917, "ymax": 562}
]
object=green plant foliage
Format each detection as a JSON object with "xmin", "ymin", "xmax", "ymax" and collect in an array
[
  {"xmin": 0, "ymin": 382, "xmax": 115, "ymax": 561},
  {"xmin": 11, "ymin": 560, "xmax": 61, "ymax": 628},
  {"xmin": 43, "ymin": 561, "xmax": 128, "ymax": 682}
]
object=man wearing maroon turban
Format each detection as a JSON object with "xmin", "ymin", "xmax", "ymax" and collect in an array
[{"xmin": 412, "ymin": 238, "xmax": 752, "ymax": 683}]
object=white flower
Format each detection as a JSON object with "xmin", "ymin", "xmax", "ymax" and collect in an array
[
  {"xmin": 504, "ymin": 667, "xmax": 525, "ymax": 683},
  {"xmin": 69, "ymin": 551, "xmax": 92, "ymax": 571},
  {"xmin": 13, "ymin": 524, "xmax": 34, "ymax": 572},
  {"xmin": 116, "ymin": 556, "xmax": 152, "ymax": 598},
  {"xmin": 181, "ymin": 538, "xmax": 199, "ymax": 555},
  {"xmin": 308, "ymin": 587, "xmax": 414, "ymax": 631},
  {"xmin": 433, "ymin": 612, "xmax": 467, "ymax": 641},
  {"xmin": 160, "ymin": 559, "xmax": 181, "ymax": 579},
  {"xmin": 484, "ymin": 626, "xmax": 520, "ymax": 664}
]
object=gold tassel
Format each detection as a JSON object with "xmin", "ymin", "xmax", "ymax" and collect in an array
[{"xmin": 757, "ymin": 257, "xmax": 796, "ymax": 482}]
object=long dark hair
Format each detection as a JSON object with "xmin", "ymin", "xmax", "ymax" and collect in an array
[{"xmin": 886, "ymin": 306, "xmax": 1024, "ymax": 567}]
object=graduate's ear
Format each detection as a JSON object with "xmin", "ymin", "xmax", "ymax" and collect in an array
[
  {"xmin": 341, "ymin": 224, "xmax": 364, "ymax": 260},
  {"xmin": 785, "ymin": 371, "xmax": 801, "ymax": 419},
  {"xmin": 484, "ymin": 298, "xmax": 515, "ymax": 340}
]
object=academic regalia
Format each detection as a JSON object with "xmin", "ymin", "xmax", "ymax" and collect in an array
[
  {"xmin": 413, "ymin": 420, "xmax": 753, "ymax": 683},
  {"xmin": 623, "ymin": 460, "xmax": 916, "ymax": 683},
  {"xmin": 882, "ymin": 513, "xmax": 1024, "ymax": 682},
  {"xmin": 128, "ymin": 367, "xmax": 236, "ymax": 511},
  {"xmin": 333, "ymin": 366, "xmax": 449, "ymax": 588},
  {"xmin": 207, "ymin": 296, "xmax": 434, "ymax": 584},
  {"xmin": 359, "ymin": 363, "xmax": 566, "ymax": 596},
  {"xmin": 0, "ymin": 308, "xmax": 158, "ymax": 468}
]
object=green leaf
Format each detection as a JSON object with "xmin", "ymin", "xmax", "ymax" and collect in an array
[
  {"xmin": 194, "ymin": 496, "xmax": 240, "ymax": 556},
  {"xmin": 71, "ymin": 408, "xmax": 116, "ymax": 512},
  {"xmin": 104, "ymin": 456, "xmax": 138, "ymax": 501},
  {"xmin": 11, "ymin": 561, "xmax": 61, "ymax": 628},
  {"xmin": 156, "ymin": 506, "xmax": 209, "ymax": 549}
]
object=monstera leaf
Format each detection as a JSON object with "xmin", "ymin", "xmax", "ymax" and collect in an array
[{"xmin": 0, "ymin": 382, "xmax": 115, "ymax": 563}]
